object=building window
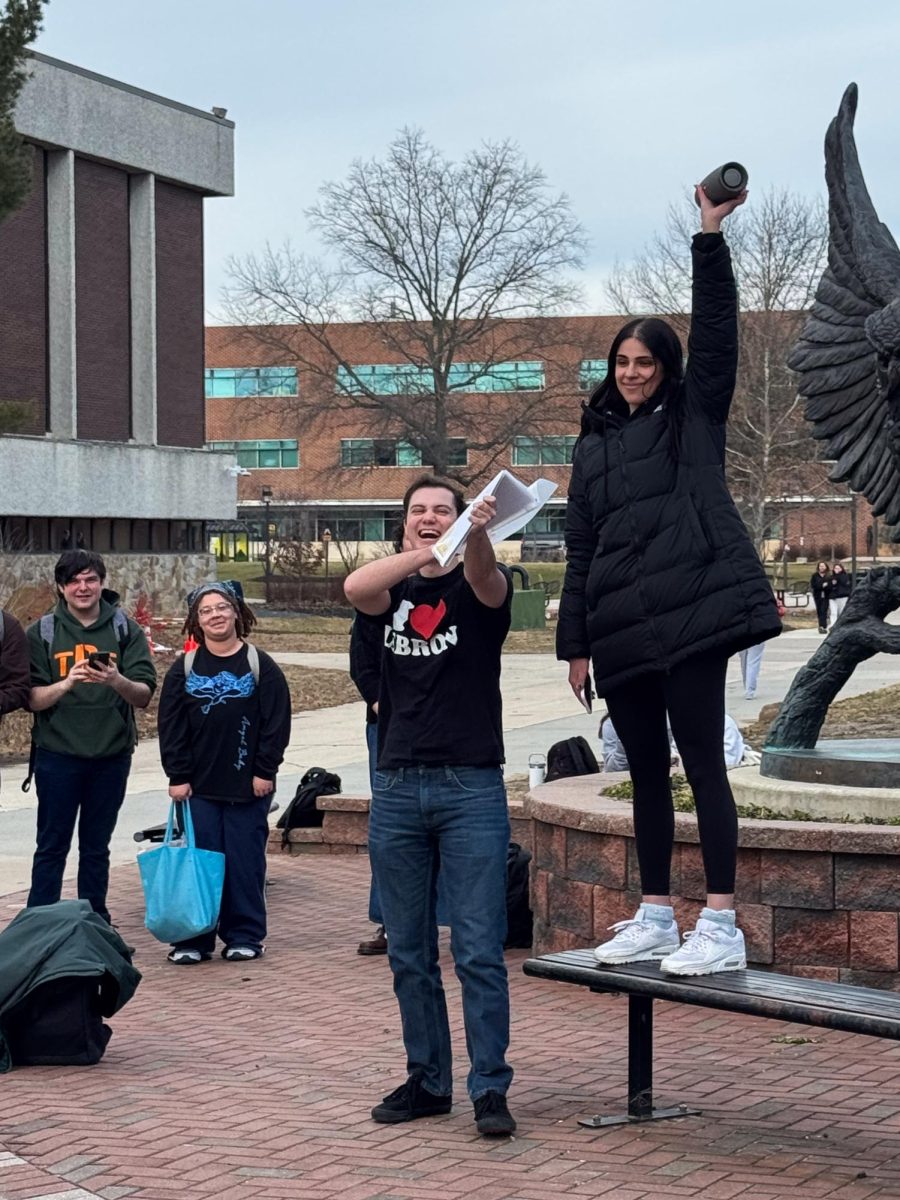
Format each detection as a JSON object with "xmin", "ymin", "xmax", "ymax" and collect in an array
[
  {"xmin": 205, "ymin": 367, "xmax": 298, "ymax": 398},
  {"xmin": 340, "ymin": 438, "xmax": 423, "ymax": 468},
  {"xmin": 336, "ymin": 360, "xmax": 544, "ymax": 396},
  {"xmin": 208, "ymin": 439, "xmax": 299, "ymax": 468},
  {"xmin": 523, "ymin": 508, "xmax": 567, "ymax": 536},
  {"xmin": 512, "ymin": 435, "xmax": 577, "ymax": 466},
  {"xmin": 314, "ymin": 509, "xmax": 399, "ymax": 542},
  {"xmin": 579, "ymin": 359, "xmax": 608, "ymax": 390},
  {"xmin": 445, "ymin": 438, "xmax": 468, "ymax": 467}
]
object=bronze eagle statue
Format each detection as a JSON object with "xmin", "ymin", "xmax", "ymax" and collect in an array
[{"xmin": 788, "ymin": 83, "xmax": 900, "ymax": 525}]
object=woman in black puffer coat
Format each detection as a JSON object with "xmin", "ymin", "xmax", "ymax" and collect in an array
[{"xmin": 557, "ymin": 187, "xmax": 781, "ymax": 977}]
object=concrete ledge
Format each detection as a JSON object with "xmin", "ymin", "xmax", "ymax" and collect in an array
[
  {"xmin": 730, "ymin": 765, "xmax": 900, "ymax": 825},
  {"xmin": 268, "ymin": 792, "xmax": 533, "ymax": 858},
  {"xmin": 318, "ymin": 795, "xmax": 371, "ymax": 813}
]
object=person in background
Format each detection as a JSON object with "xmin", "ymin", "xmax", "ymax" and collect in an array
[
  {"xmin": 158, "ymin": 582, "xmax": 291, "ymax": 964},
  {"xmin": 739, "ymin": 641, "xmax": 765, "ymax": 701},
  {"xmin": 26, "ymin": 551, "xmax": 156, "ymax": 924},
  {"xmin": 825, "ymin": 561, "xmax": 852, "ymax": 628},
  {"xmin": 600, "ymin": 713, "xmax": 745, "ymax": 772},
  {"xmin": 350, "ymin": 612, "xmax": 388, "ymax": 955},
  {"xmin": 810, "ymin": 560, "xmax": 830, "ymax": 634},
  {"xmin": 0, "ymin": 606, "xmax": 30, "ymax": 726}
]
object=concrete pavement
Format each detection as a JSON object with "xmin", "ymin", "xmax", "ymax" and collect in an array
[{"xmin": 1, "ymin": 627, "xmax": 898, "ymax": 898}]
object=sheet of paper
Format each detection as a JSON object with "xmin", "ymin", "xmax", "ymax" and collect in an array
[{"xmin": 432, "ymin": 469, "xmax": 559, "ymax": 566}]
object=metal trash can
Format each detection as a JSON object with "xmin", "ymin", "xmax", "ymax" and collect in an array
[{"xmin": 509, "ymin": 565, "xmax": 546, "ymax": 631}]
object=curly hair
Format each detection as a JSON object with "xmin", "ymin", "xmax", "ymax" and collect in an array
[{"xmin": 182, "ymin": 593, "xmax": 257, "ymax": 644}]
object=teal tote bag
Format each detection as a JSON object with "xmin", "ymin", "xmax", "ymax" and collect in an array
[{"xmin": 138, "ymin": 801, "xmax": 226, "ymax": 944}]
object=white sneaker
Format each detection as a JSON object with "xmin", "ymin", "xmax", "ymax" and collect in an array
[
  {"xmin": 593, "ymin": 910, "xmax": 680, "ymax": 965},
  {"xmin": 659, "ymin": 918, "xmax": 747, "ymax": 976}
]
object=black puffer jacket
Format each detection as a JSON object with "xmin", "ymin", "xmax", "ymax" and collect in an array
[
  {"xmin": 825, "ymin": 570, "xmax": 852, "ymax": 600},
  {"xmin": 556, "ymin": 232, "xmax": 781, "ymax": 695}
]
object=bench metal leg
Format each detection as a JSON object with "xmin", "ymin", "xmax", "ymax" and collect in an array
[{"xmin": 578, "ymin": 994, "xmax": 701, "ymax": 1127}]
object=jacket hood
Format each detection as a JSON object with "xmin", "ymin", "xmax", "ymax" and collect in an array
[
  {"xmin": 580, "ymin": 382, "xmax": 666, "ymax": 439},
  {"xmin": 54, "ymin": 588, "xmax": 123, "ymax": 637}
]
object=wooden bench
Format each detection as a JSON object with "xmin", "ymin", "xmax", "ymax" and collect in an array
[{"xmin": 523, "ymin": 949, "xmax": 900, "ymax": 1128}]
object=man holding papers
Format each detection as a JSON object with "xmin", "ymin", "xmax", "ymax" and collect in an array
[{"xmin": 344, "ymin": 473, "xmax": 517, "ymax": 1138}]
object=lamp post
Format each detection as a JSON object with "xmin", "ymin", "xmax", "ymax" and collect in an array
[
  {"xmin": 261, "ymin": 486, "xmax": 273, "ymax": 605},
  {"xmin": 322, "ymin": 528, "xmax": 332, "ymax": 588}
]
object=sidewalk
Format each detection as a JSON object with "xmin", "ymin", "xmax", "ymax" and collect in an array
[{"xmin": 2, "ymin": 855, "xmax": 900, "ymax": 1200}]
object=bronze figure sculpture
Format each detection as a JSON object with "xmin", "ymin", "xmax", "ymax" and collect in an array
[
  {"xmin": 788, "ymin": 83, "xmax": 900, "ymax": 522},
  {"xmin": 765, "ymin": 86, "xmax": 900, "ymax": 768}
]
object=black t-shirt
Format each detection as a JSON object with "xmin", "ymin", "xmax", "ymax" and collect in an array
[
  {"xmin": 158, "ymin": 642, "xmax": 292, "ymax": 802},
  {"xmin": 365, "ymin": 563, "xmax": 512, "ymax": 769}
]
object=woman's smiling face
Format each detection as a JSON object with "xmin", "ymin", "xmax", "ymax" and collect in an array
[{"xmin": 615, "ymin": 337, "xmax": 663, "ymax": 410}]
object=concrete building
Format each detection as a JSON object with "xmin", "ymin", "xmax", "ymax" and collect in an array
[{"xmin": 0, "ymin": 53, "xmax": 236, "ymax": 606}]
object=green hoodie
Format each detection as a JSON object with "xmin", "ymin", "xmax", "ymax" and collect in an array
[{"xmin": 27, "ymin": 590, "xmax": 157, "ymax": 759}]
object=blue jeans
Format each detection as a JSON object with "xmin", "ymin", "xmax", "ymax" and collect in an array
[
  {"xmin": 28, "ymin": 748, "xmax": 132, "ymax": 923},
  {"xmin": 739, "ymin": 643, "xmax": 765, "ymax": 697},
  {"xmin": 365, "ymin": 723, "xmax": 383, "ymax": 924},
  {"xmin": 174, "ymin": 794, "xmax": 271, "ymax": 954},
  {"xmin": 369, "ymin": 765, "xmax": 512, "ymax": 1101}
]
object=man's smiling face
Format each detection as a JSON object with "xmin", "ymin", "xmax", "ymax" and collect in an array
[{"xmin": 403, "ymin": 486, "xmax": 460, "ymax": 549}]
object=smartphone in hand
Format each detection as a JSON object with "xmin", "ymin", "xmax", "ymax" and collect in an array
[
  {"xmin": 88, "ymin": 651, "xmax": 110, "ymax": 669},
  {"xmin": 578, "ymin": 674, "xmax": 593, "ymax": 714}
]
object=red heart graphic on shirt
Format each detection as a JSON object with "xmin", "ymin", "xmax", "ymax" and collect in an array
[{"xmin": 409, "ymin": 599, "xmax": 447, "ymax": 640}]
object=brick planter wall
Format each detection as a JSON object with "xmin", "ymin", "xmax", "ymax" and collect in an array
[
  {"xmin": 526, "ymin": 776, "xmax": 900, "ymax": 990},
  {"xmin": 269, "ymin": 794, "xmax": 533, "ymax": 857}
]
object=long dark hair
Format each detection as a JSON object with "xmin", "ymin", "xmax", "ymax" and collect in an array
[{"xmin": 592, "ymin": 317, "xmax": 684, "ymax": 416}]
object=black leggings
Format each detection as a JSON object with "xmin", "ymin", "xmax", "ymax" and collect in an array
[{"xmin": 604, "ymin": 650, "xmax": 737, "ymax": 896}]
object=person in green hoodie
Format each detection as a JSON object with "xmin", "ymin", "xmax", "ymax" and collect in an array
[{"xmin": 26, "ymin": 550, "xmax": 157, "ymax": 923}]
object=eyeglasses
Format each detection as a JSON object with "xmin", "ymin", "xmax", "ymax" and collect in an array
[{"xmin": 197, "ymin": 603, "xmax": 234, "ymax": 617}]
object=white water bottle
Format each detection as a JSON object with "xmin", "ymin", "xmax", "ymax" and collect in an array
[{"xmin": 528, "ymin": 753, "xmax": 547, "ymax": 789}]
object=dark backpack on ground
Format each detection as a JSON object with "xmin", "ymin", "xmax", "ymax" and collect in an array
[
  {"xmin": 5, "ymin": 976, "xmax": 112, "ymax": 1067},
  {"xmin": 545, "ymin": 735, "xmax": 600, "ymax": 782},
  {"xmin": 276, "ymin": 767, "xmax": 342, "ymax": 845},
  {"xmin": 504, "ymin": 841, "xmax": 533, "ymax": 949}
]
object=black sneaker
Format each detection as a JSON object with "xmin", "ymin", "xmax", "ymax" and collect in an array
[
  {"xmin": 371, "ymin": 1076, "xmax": 452, "ymax": 1124},
  {"xmin": 474, "ymin": 1091, "xmax": 516, "ymax": 1136}
]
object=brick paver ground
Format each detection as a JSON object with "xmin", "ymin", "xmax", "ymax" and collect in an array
[{"xmin": 2, "ymin": 855, "xmax": 900, "ymax": 1200}]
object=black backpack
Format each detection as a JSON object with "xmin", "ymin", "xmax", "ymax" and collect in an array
[
  {"xmin": 504, "ymin": 842, "xmax": 533, "ymax": 949},
  {"xmin": 276, "ymin": 768, "xmax": 342, "ymax": 845},
  {"xmin": 5, "ymin": 976, "xmax": 112, "ymax": 1067},
  {"xmin": 545, "ymin": 735, "xmax": 600, "ymax": 782}
]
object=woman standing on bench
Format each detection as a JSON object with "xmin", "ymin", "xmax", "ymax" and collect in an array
[{"xmin": 556, "ymin": 183, "xmax": 781, "ymax": 975}]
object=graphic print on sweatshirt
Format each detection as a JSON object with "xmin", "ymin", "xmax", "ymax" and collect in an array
[
  {"xmin": 186, "ymin": 667, "xmax": 256, "ymax": 714},
  {"xmin": 385, "ymin": 593, "xmax": 457, "ymax": 658}
]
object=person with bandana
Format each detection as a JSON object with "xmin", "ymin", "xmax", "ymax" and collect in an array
[{"xmin": 157, "ymin": 581, "xmax": 291, "ymax": 965}]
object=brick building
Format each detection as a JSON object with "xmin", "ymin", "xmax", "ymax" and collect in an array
[
  {"xmin": 0, "ymin": 53, "xmax": 236, "ymax": 596},
  {"xmin": 205, "ymin": 319, "xmax": 890, "ymax": 568},
  {"xmin": 205, "ymin": 316, "xmax": 619, "ymax": 560}
]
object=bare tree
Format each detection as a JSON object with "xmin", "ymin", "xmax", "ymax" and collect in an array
[
  {"xmin": 0, "ymin": 0, "xmax": 45, "ymax": 228},
  {"xmin": 607, "ymin": 189, "xmax": 829, "ymax": 552},
  {"xmin": 224, "ymin": 128, "xmax": 587, "ymax": 484}
]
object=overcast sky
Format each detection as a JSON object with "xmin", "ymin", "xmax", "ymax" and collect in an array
[{"xmin": 33, "ymin": 0, "xmax": 900, "ymax": 320}]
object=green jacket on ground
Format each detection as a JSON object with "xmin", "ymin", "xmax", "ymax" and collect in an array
[
  {"xmin": 27, "ymin": 589, "xmax": 157, "ymax": 759},
  {"xmin": 0, "ymin": 899, "xmax": 141, "ymax": 1073}
]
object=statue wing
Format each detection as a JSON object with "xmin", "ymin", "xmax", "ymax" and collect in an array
[{"xmin": 788, "ymin": 83, "xmax": 900, "ymax": 523}]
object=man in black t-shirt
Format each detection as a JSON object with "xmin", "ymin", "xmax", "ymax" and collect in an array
[{"xmin": 345, "ymin": 473, "xmax": 516, "ymax": 1138}]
